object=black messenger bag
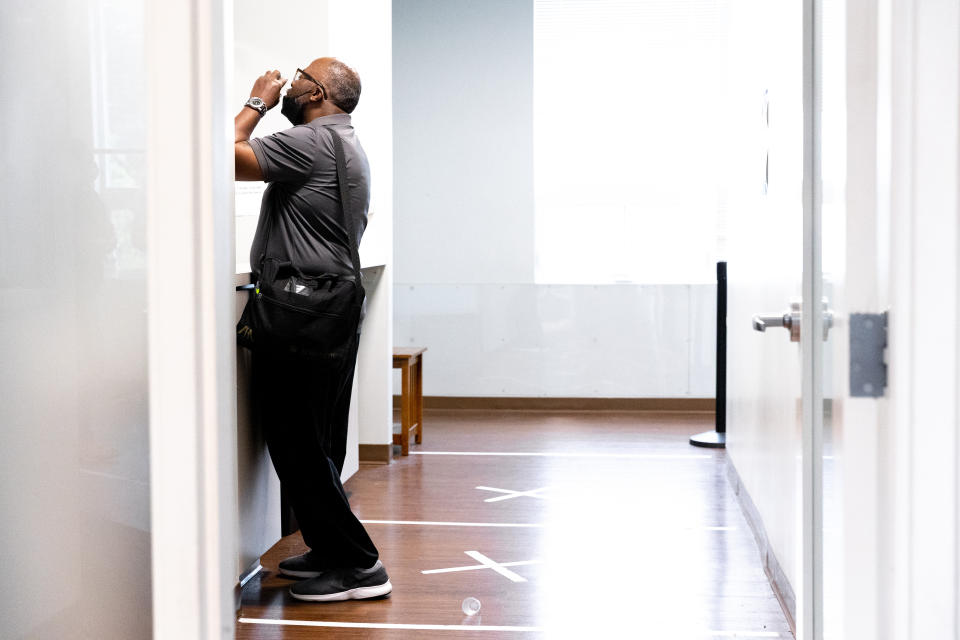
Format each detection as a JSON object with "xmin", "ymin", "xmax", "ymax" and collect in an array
[{"xmin": 236, "ymin": 126, "xmax": 364, "ymax": 362}]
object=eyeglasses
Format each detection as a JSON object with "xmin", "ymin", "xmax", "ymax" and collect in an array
[{"xmin": 294, "ymin": 68, "xmax": 327, "ymax": 99}]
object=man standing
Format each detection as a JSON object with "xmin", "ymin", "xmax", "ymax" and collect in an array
[{"xmin": 234, "ymin": 57, "xmax": 391, "ymax": 602}]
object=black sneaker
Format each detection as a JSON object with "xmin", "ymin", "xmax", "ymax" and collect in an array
[
  {"xmin": 289, "ymin": 560, "xmax": 392, "ymax": 602},
  {"xmin": 278, "ymin": 551, "xmax": 326, "ymax": 579}
]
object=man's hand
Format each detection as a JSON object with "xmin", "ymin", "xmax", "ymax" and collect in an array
[
  {"xmin": 250, "ymin": 70, "xmax": 287, "ymax": 110},
  {"xmin": 235, "ymin": 70, "xmax": 287, "ymax": 181}
]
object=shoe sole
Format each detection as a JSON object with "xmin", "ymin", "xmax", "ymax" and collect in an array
[
  {"xmin": 290, "ymin": 580, "xmax": 393, "ymax": 602},
  {"xmin": 279, "ymin": 568, "xmax": 323, "ymax": 579}
]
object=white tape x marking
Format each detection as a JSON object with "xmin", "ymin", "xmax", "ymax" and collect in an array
[
  {"xmin": 422, "ymin": 551, "xmax": 541, "ymax": 583},
  {"xmin": 475, "ymin": 485, "xmax": 551, "ymax": 503}
]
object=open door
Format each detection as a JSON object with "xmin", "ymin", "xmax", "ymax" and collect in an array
[
  {"xmin": 724, "ymin": 0, "xmax": 807, "ymax": 629},
  {"xmin": 724, "ymin": 0, "xmax": 884, "ymax": 637},
  {"xmin": 730, "ymin": 0, "xmax": 960, "ymax": 637}
]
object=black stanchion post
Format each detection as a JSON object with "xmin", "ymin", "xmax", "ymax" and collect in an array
[{"xmin": 690, "ymin": 261, "xmax": 726, "ymax": 448}]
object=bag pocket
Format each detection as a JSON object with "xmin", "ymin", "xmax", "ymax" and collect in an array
[{"xmin": 237, "ymin": 258, "xmax": 362, "ymax": 360}]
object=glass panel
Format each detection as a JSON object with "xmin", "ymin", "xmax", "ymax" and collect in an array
[{"xmin": 0, "ymin": 1, "xmax": 152, "ymax": 637}]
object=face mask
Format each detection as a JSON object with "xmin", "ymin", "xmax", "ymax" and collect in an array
[{"xmin": 281, "ymin": 89, "xmax": 312, "ymax": 126}]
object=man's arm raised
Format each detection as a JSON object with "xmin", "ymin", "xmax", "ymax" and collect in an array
[{"xmin": 234, "ymin": 70, "xmax": 287, "ymax": 181}]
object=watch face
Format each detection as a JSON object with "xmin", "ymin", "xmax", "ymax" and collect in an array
[{"xmin": 246, "ymin": 97, "xmax": 266, "ymax": 114}]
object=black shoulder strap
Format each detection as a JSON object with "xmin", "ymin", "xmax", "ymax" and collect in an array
[{"xmin": 324, "ymin": 126, "xmax": 362, "ymax": 282}]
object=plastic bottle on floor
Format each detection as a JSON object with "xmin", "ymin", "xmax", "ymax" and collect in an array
[{"xmin": 461, "ymin": 597, "xmax": 481, "ymax": 616}]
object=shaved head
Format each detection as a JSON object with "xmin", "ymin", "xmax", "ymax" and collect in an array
[{"xmin": 305, "ymin": 57, "xmax": 362, "ymax": 114}]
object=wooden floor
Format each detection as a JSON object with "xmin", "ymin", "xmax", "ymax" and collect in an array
[{"xmin": 237, "ymin": 409, "xmax": 794, "ymax": 639}]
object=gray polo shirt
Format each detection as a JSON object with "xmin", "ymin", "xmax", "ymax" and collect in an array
[{"xmin": 248, "ymin": 113, "xmax": 370, "ymax": 278}]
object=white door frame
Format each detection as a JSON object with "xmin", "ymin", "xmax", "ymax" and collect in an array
[
  {"xmin": 804, "ymin": 0, "xmax": 960, "ymax": 636},
  {"xmin": 802, "ymin": 0, "xmax": 960, "ymax": 637},
  {"xmin": 146, "ymin": 0, "xmax": 238, "ymax": 637},
  {"xmin": 882, "ymin": 0, "xmax": 960, "ymax": 637},
  {"xmin": 800, "ymin": 0, "xmax": 824, "ymax": 637}
]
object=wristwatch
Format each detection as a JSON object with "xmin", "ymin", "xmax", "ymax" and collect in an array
[{"xmin": 244, "ymin": 97, "xmax": 267, "ymax": 116}]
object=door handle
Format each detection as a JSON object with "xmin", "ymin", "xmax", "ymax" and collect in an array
[
  {"xmin": 753, "ymin": 313, "xmax": 791, "ymax": 332},
  {"xmin": 753, "ymin": 302, "xmax": 802, "ymax": 342},
  {"xmin": 752, "ymin": 300, "xmax": 834, "ymax": 342}
]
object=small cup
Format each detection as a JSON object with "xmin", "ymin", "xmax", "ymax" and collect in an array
[{"xmin": 461, "ymin": 597, "xmax": 481, "ymax": 616}]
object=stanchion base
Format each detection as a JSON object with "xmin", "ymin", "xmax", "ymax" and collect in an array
[{"xmin": 689, "ymin": 431, "xmax": 726, "ymax": 448}]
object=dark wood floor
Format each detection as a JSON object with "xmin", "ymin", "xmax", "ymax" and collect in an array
[{"xmin": 237, "ymin": 409, "xmax": 793, "ymax": 639}]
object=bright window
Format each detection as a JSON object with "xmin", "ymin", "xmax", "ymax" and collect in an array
[{"xmin": 534, "ymin": 0, "xmax": 729, "ymax": 284}]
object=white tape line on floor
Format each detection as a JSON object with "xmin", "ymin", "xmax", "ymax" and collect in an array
[
  {"xmin": 238, "ymin": 618, "xmax": 785, "ymax": 637},
  {"xmin": 413, "ymin": 451, "xmax": 712, "ymax": 459}
]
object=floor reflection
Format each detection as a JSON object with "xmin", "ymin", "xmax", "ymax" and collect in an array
[{"xmin": 239, "ymin": 411, "xmax": 792, "ymax": 638}]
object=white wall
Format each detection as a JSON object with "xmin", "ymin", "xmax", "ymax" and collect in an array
[
  {"xmin": 393, "ymin": 0, "xmax": 534, "ymax": 284},
  {"xmin": 392, "ymin": 0, "xmax": 717, "ymax": 398}
]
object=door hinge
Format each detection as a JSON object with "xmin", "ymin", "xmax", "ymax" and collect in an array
[{"xmin": 849, "ymin": 312, "xmax": 888, "ymax": 398}]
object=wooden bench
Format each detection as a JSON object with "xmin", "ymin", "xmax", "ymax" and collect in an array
[{"xmin": 393, "ymin": 347, "xmax": 426, "ymax": 456}]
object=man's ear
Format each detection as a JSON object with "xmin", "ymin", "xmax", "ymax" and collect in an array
[{"xmin": 309, "ymin": 87, "xmax": 324, "ymax": 103}]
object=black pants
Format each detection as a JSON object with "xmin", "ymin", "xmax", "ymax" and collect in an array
[{"xmin": 252, "ymin": 332, "xmax": 379, "ymax": 569}]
